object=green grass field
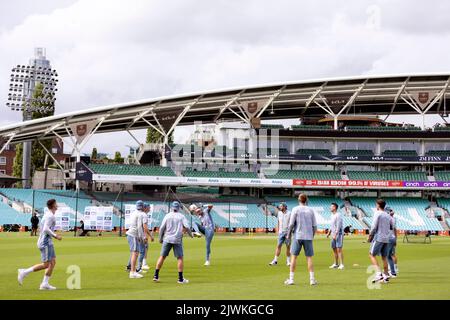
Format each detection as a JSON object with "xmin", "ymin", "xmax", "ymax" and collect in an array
[{"xmin": 1, "ymin": 232, "xmax": 450, "ymax": 300}]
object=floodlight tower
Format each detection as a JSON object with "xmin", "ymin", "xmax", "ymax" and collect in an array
[{"xmin": 5, "ymin": 48, "xmax": 58, "ymax": 188}]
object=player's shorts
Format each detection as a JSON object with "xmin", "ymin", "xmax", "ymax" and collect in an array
[
  {"xmin": 161, "ymin": 242, "xmax": 184, "ymax": 258},
  {"xmin": 331, "ymin": 233, "xmax": 344, "ymax": 249},
  {"xmin": 291, "ymin": 239, "xmax": 314, "ymax": 257},
  {"xmin": 39, "ymin": 245, "xmax": 56, "ymax": 262},
  {"xmin": 369, "ymin": 240, "xmax": 389, "ymax": 257},
  {"xmin": 277, "ymin": 232, "xmax": 291, "ymax": 246},
  {"xmin": 127, "ymin": 235, "xmax": 140, "ymax": 252}
]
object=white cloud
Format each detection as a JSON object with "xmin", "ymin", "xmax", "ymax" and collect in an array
[{"xmin": 1, "ymin": 0, "xmax": 450, "ymax": 155}]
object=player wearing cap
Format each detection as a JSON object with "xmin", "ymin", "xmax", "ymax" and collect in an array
[
  {"xmin": 368, "ymin": 199, "xmax": 394, "ymax": 283},
  {"xmin": 268, "ymin": 202, "xmax": 291, "ymax": 266},
  {"xmin": 189, "ymin": 203, "xmax": 215, "ymax": 266},
  {"xmin": 285, "ymin": 194, "xmax": 318, "ymax": 286},
  {"xmin": 126, "ymin": 200, "xmax": 145, "ymax": 279},
  {"xmin": 327, "ymin": 202, "xmax": 344, "ymax": 270},
  {"xmin": 153, "ymin": 201, "xmax": 193, "ymax": 284}
]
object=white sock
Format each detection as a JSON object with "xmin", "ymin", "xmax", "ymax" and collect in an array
[
  {"xmin": 273, "ymin": 256, "xmax": 278, "ymax": 262},
  {"xmin": 143, "ymin": 259, "xmax": 147, "ymax": 266},
  {"xmin": 42, "ymin": 275, "xmax": 50, "ymax": 285},
  {"xmin": 309, "ymin": 272, "xmax": 315, "ymax": 280},
  {"xmin": 376, "ymin": 271, "xmax": 382, "ymax": 278},
  {"xmin": 289, "ymin": 272, "xmax": 294, "ymax": 281},
  {"xmin": 287, "ymin": 257, "xmax": 290, "ymax": 263},
  {"xmin": 23, "ymin": 267, "xmax": 34, "ymax": 276},
  {"xmin": 394, "ymin": 264, "xmax": 398, "ymax": 272}
]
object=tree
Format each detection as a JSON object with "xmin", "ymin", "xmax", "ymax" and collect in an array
[
  {"xmin": 12, "ymin": 82, "xmax": 55, "ymax": 186},
  {"xmin": 146, "ymin": 127, "xmax": 174, "ymax": 144},
  {"xmin": 113, "ymin": 151, "xmax": 124, "ymax": 164},
  {"xmin": 91, "ymin": 147, "xmax": 98, "ymax": 160}
]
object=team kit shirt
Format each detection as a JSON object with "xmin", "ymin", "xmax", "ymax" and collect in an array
[
  {"xmin": 126, "ymin": 210, "xmax": 143, "ymax": 239},
  {"xmin": 330, "ymin": 212, "xmax": 343, "ymax": 236},
  {"xmin": 138, "ymin": 210, "xmax": 149, "ymax": 241},
  {"xmin": 37, "ymin": 212, "xmax": 57, "ymax": 249},
  {"xmin": 159, "ymin": 211, "xmax": 190, "ymax": 244},
  {"xmin": 389, "ymin": 216, "xmax": 397, "ymax": 242},
  {"xmin": 370, "ymin": 210, "xmax": 393, "ymax": 243},
  {"xmin": 274, "ymin": 210, "xmax": 291, "ymax": 234},
  {"xmin": 200, "ymin": 207, "xmax": 214, "ymax": 229},
  {"xmin": 289, "ymin": 205, "xmax": 317, "ymax": 240}
]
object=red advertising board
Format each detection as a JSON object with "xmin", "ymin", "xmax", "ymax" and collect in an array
[{"xmin": 292, "ymin": 179, "xmax": 403, "ymax": 188}]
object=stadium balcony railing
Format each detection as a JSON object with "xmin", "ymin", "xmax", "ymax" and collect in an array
[
  {"xmin": 259, "ymin": 124, "xmax": 284, "ymax": 129},
  {"xmin": 347, "ymin": 171, "xmax": 427, "ymax": 181}
]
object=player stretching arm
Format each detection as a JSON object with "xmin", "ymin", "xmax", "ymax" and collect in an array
[
  {"xmin": 268, "ymin": 202, "xmax": 291, "ymax": 266},
  {"xmin": 153, "ymin": 201, "xmax": 193, "ymax": 284},
  {"xmin": 18, "ymin": 199, "xmax": 62, "ymax": 290}
]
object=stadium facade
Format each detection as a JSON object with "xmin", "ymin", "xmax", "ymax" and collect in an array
[{"xmin": 1, "ymin": 73, "xmax": 450, "ymax": 234}]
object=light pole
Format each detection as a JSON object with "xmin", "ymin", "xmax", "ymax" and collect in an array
[{"xmin": 5, "ymin": 48, "xmax": 58, "ymax": 189}]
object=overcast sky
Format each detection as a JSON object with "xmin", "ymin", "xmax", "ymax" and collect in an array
[{"xmin": 1, "ymin": 0, "xmax": 450, "ymax": 156}]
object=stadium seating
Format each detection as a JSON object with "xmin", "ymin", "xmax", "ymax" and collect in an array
[
  {"xmin": 434, "ymin": 171, "xmax": 450, "ymax": 181},
  {"xmin": 0, "ymin": 201, "xmax": 31, "ymax": 226},
  {"xmin": 291, "ymin": 125, "xmax": 332, "ymax": 131},
  {"xmin": 296, "ymin": 149, "xmax": 332, "ymax": 156},
  {"xmin": 434, "ymin": 126, "xmax": 450, "ymax": 131},
  {"xmin": 339, "ymin": 149, "xmax": 374, "ymax": 156},
  {"xmin": 89, "ymin": 164, "xmax": 176, "ymax": 176},
  {"xmin": 351, "ymin": 197, "xmax": 443, "ymax": 231},
  {"xmin": 425, "ymin": 150, "xmax": 450, "ymax": 157},
  {"xmin": 347, "ymin": 171, "xmax": 426, "ymax": 181},
  {"xmin": 183, "ymin": 169, "xmax": 258, "ymax": 179},
  {"xmin": 264, "ymin": 170, "xmax": 341, "ymax": 180},
  {"xmin": 346, "ymin": 126, "xmax": 421, "ymax": 132},
  {"xmin": 382, "ymin": 150, "xmax": 418, "ymax": 157}
]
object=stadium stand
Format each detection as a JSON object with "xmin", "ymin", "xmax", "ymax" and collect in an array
[
  {"xmin": 347, "ymin": 171, "xmax": 427, "ymax": 181},
  {"xmin": 89, "ymin": 164, "xmax": 176, "ymax": 176},
  {"xmin": 291, "ymin": 125, "xmax": 332, "ymax": 131},
  {"xmin": 183, "ymin": 169, "xmax": 258, "ymax": 179},
  {"xmin": 346, "ymin": 126, "xmax": 421, "ymax": 132},
  {"xmin": 382, "ymin": 150, "xmax": 418, "ymax": 157},
  {"xmin": 0, "ymin": 201, "xmax": 30, "ymax": 226},
  {"xmin": 264, "ymin": 170, "xmax": 341, "ymax": 180},
  {"xmin": 434, "ymin": 171, "xmax": 450, "ymax": 181},
  {"xmin": 296, "ymin": 148, "xmax": 332, "ymax": 156},
  {"xmin": 351, "ymin": 197, "xmax": 443, "ymax": 231},
  {"xmin": 425, "ymin": 150, "xmax": 450, "ymax": 157},
  {"xmin": 339, "ymin": 149, "xmax": 374, "ymax": 156}
]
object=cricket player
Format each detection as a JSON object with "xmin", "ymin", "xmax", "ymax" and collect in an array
[
  {"xmin": 268, "ymin": 202, "xmax": 291, "ymax": 266},
  {"xmin": 18, "ymin": 199, "xmax": 62, "ymax": 290},
  {"xmin": 368, "ymin": 199, "xmax": 394, "ymax": 283},
  {"xmin": 153, "ymin": 201, "xmax": 193, "ymax": 284},
  {"xmin": 327, "ymin": 203, "xmax": 344, "ymax": 269},
  {"xmin": 189, "ymin": 203, "xmax": 215, "ymax": 266},
  {"xmin": 140, "ymin": 203, "xmax": 154, "ymax": 270},
  {"xmin": 386, "ymin": 207, "xmax": 398, "ymax": 277},
  {"xmin": 126, "ymin": 200, "xmax": 145, "ymax": 279},
  {"xmin": 285, "ymin": 194, "xmax": 317, "ymax": 286}
]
